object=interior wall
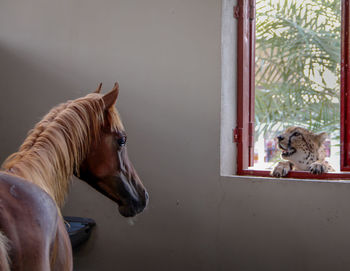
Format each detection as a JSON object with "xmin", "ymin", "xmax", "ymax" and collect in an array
[
  {"xmin": 1, "ymin": 1, "xmax": 350, "ymax": 271},
  {"xmin": 0, "ymin": 0, "xmax": 222, "ymax": 270}
]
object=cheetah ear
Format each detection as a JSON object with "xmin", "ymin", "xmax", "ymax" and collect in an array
[{"xmin": 315, "ymin": 132, "xmax": 327, "ymax": 146}]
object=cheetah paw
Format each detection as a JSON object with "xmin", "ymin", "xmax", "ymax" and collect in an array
[
  {"xmin": 309, "ymin": 162, "xmax": 327, "ymax": 174},
  {"xmin": 271, "ymin": 162, "xmax": 291, "ymax": 177}
]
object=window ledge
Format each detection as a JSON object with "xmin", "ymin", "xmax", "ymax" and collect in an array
[
  {"xmin": 223, "ymin": 175, "xmax": 350, "ymax": 184},
  {"xmin": 222, "ymin": 171, "xmax": 350, "ymax": 184},
  {"xmin": 221, "ymin": 172, "xmax": 350, "ymax": 184}
]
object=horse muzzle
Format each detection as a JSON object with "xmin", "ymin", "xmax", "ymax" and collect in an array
[{"xmin": 118, "ymin": 188, "xmax": 149, "ymax": 217}]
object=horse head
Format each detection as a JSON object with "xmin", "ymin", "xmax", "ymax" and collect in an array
[{"xmin": 78, "ymin": 83, "xmax": 148, "ymax": 217}]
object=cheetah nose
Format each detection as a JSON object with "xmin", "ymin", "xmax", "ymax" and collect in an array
[{"xmin": 277, "ymin": 135, "xmax": 284, "ymax": 141}]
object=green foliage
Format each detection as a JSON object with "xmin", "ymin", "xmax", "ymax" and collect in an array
[{"xmin": 255, "ymin": 0, "xmax": 341, "ymax": 139}]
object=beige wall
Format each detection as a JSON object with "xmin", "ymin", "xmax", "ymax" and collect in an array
[{"xmin": 1, "ymin": 0, "xmax": 350, "ymax": 271}]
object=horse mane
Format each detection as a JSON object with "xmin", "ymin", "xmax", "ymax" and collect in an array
[{"xmin": 1, "ymin": 93, "xmax": 124, "ymax": 207}]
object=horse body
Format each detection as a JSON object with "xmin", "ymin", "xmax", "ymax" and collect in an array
[
  {"xmin": 0, "ymin": 173, "xmax": 72, "ymax": 270},
  {"xmin": 0, "ymin": 83, "xmax": 148, "ymax": 270}
]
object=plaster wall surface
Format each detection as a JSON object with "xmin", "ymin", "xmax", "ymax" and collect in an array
[{"xmin": 1, "ymin": 1, "xmax": 350, "ymax": 270}]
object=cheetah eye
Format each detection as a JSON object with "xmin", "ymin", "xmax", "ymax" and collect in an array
[{"xmin": 293, "ymin": 132, "xmax": 300, "ymax": 137}]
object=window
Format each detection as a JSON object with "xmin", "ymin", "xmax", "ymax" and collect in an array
[{"xmin": 235, "ymin": 0, "xmax": 350, "ymax": 179}]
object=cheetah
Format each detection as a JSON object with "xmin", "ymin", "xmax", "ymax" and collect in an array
[{"xmin": 271, "ymin": 126, "xmax": 334, "ymax": 177}]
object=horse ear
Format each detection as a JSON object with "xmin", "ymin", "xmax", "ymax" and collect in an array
[
  {"xmin": 102, "ymin": 82, "xmax": 119, "ymax": 109},
  {"xmin": 94, "ymin": 82, "xmax": 103, "ymax": 93}
]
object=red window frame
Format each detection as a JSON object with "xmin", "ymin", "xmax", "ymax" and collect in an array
[{"xmin": 235, "ymin": 0, "xmax": 350, "ymax": 179}]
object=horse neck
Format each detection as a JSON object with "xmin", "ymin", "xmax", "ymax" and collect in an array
[
  {"xmin": 2, "ymin": 95, "xmax": 108, "ymax": 207},
  {"xmin": 4, "ymin": 149, "xmax": 72, "ymax": 208},
  {"xmin": 2, "ymin": 103, "xmax": 89, "ymax": 208}
]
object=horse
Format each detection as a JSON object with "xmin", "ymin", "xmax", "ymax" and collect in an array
[{"xmin": 0, "ymin": 82, "xmax": 149, "ymax": 270}]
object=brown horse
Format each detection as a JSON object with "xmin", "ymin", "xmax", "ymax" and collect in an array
[{"xmin": 0, "ymin": 83, "xmax": 148, "ymax": 270}]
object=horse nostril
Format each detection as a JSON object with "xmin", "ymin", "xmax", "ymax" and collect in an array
[{"xmin": 277, "ymin": 135, "xmax": 284, "ymax": 141}]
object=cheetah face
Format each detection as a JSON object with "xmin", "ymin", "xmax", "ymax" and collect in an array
[{"xmin": 277, "ymin": 129, "xmax": 302, "ymax": 158}]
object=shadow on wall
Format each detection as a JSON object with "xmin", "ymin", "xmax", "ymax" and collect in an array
[{"xmin": 0, "ymin": 43, "xmax": 97, "ymax": 162}]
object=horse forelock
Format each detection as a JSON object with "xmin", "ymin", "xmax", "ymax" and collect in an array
[{"xmin": 1, "ymin": 93, "xmax": 124, "ymax": 207}]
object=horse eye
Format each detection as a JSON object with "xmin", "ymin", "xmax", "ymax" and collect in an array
[{"xmin": 117, "ymin": 137, "xmax": 127, "ymax": 146}]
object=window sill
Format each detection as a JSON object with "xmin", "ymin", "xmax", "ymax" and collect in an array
[{"xmin": 225, "ymin": 169, "xmax": 350, "ymax": 184}]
